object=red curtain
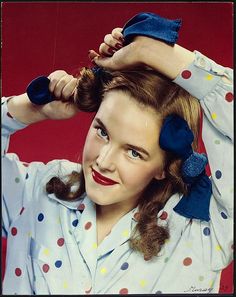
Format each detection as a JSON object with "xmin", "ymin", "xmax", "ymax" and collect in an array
[{"xmin": 1, "ymin": 2, "xmax": 233, "ymax": 293}]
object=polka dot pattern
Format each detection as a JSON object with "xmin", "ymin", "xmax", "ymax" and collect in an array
[
  {"xmin": 38, "ymin": 213, "xmax": 44, "ymax": 222},
  {"xmin": 133, "ymin": 212, "xmax": 140, "ymax": 221},
  {"xmin": 72, "ymin": 219, "xmax": 78, "ymax": 227},
  {"xmin": 211, "ymin": 113, "xmax": 217, "ymax": 120},
  {"xmin": 15, "ymin": 177, "xmax": 20, "ymax": 183},
  {"xmin": 214, "ymin": 139, "xmax": 220, "ymax": 145},
  {"xmin": 78, "ymin": 203, "xmax": 85, "ymax": 211},
  {"xmin": 11, "ymin": 227, "xmax": 17, "ymax": 236},
  {"xmin": 15, "ymin": 268, "xmax": 22, "ymax": 277},
  {"xmin": 85, "ymin": 221, "xmax": 92, "ymax": 230},
  {"xmin": 181, "ymin": 70, "xmax": 191, "ymax": 79},
  {"xmin": 55, "ymin": 260, "xmax": 62, "ymax": 268},
  {"xmin": 57, "ymin": 238, "xmax": 65, "ymax": 247},
  {"xmin": 225, "ymin": 92, "xmax": 233, "ymax": 102},
  {"xmin": 205, "ymin": 74, "xmax": 213, "ymax": 80},
  {"xmin": 42, "ymin": 264, "xmax": 50, "ymax": 273},
  {"xmin": 160, "ymin": 211, "xmax": 168, "ymax": 220},
  {"xmin": 221, "ymin": 212, "xmax": 227, "ymax": 219},
  {"xmin": 119, "ymin": 288, "xmax": 128, "ymax": 294},
  {"xmin": 183, "ymin": 257, "xmax": 192, "ymax": 266},
  {"xmin": 121, "ymin": 262, "xmax": 129, "ymax": 270},
  {"xmin": 215, "ymin": 170, "xmax": 222, "ymax": 179},
  {"xmin": 203, "ymin": 227, "xmax": 210, "ymax": 236}
]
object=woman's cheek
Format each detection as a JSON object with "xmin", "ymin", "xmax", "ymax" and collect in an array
[{"xmin": 83, "ymin": 132, "xmax": 100, "ymax": 163}]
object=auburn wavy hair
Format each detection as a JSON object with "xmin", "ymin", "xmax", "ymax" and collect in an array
[{"xmin": 46, "ymin": 67, "xmax": 201, "ymax": 260}]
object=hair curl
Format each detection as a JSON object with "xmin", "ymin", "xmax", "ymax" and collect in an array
[{"xmin": 46, "ymin": 67, "xmax": 200, "ymax": 260}]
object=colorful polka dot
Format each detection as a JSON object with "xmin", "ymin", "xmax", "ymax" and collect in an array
[
  {"xmin": 11, "ymin": 227, "xmax": 18, "ymax": 236},
  {"xmin": 214, "ymin": 139, "xmax": 220, "ymax": 145},
  {"xmin": 199, "ymin": 275, "xmax": 204, "ymax": 281},
  {"xmin": 38, "ymin": 213, "xmax": 44, "ymax": 222},
  {"xmin": 78, "ymin": 203, "xmax": 85, "ymax": 211},
  {"xmin": 57, "ymin": 238, "xmax": 65, "ymax": 247},
  {"xmin": 43, "ymin": 248, "xmax": 50, "ymax": 256},
  {"xmin": 181, "ymin": 70, "xmax": 192, "ymax": 79},
  {"xmin": 19, "ymin": 207, "xmax": 25, "ymax": 215},
  {"xmin": 119, "ymin": 288, "xmax": 128, "ymax": 294},
  {"xmin": 160, "ymin": 211, "xmax": 168, "ymax": 220},
  {"xmin": 15, "ymin": 268, "xmax": 22, "ymax": 277},
  {"xmin": 72, "ymin": 219, "xmax": 78, "ymax": 227},
  {"xmin": 63, "ymin": 281, "xmax": 68, "ymax": 289},
  {"xmin": 7, "ymin": 111, "xmax": 13, "ymax": 118},
  {"xmin": 211, "ymin": 113, "xmax": 217, "ymax": 120},
  {"xmin": 100, "ymin": 267, "xmax": 107, "ymax": 275},
  {"xmin": 183, "ymin": 257, "xmax": 192, "ymax": 266},
  {"xmin": 42, "ymin": 264, "xmax": 50, "ymax": 273},
  {"xmin": 205, "ymin": 74, "xmax": 213, "ymax": 80},
  {"xmin": 121, "ymin": 262, "xmax": 129, "ymax": 270},
  {"xmin": 216, "ymin": 244, "xmax": 222, "ymax": 251},
  {"xmin": 139, "ymin": 279, "xmax": 147, "ymax": 287},
  {"xmin": 225, "ymin": 92, "xmax": 233, "ymax": 102},
  {"xmin": 215, "ymin": 170, "xmax": 222, "ymax": 179},
  {"xmin": 15, "ymin": 177, "xmax": 20, "ymax": 183},
  {"xmin": 85, "ymin": 221, "xmax": 92, "ymax": 230},
  {"xmin": 221, "ymin": 211, "xmax": 228, "ymax": 219},
  {"xmin": 55, "ymin": 260, "xmax": 62, "ymax": 268},
  {"xmin": 122, "ymin": 230, "xmax": 129, "ymax": 237},
  {"xmin": 203, "ymin": 227, "xmax": 210, "ymax": 236},
  {"xmin": 92, "ymin": 242, "xmax": 97, "ymax": 249},
  {"xmin": 133, "ymin": 212, "xmax": 140, "ymax": 221}
]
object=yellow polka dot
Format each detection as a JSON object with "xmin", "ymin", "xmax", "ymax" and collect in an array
[
  {"xmin": 205, "ymin": 74, "xmax": 213, "ymax": 80},
  {"xmin": 216, "ymin": 244, "xmax": 222, "ymax": 251},
  {"xmin": 209, "ymin": 280, "xmax": 214, "ymax": 288},
  {"xmin": 100, "ymin": 267, "xmax": 107, "ymax": 275},
  {"xmin": 92, "ymin": 242, "xmax": 97, "ymax": 249},
  {"xmin": 211, "ymin": 113, "xmax": 217, "ymax": 120},
  {"xmin": 186, "ymin": 241, "xmax": 193, "ymax": 248},
  {"xmin": 122, "ymin": 230, "xmax": 129, "ymax": 237},
  {"xmin": 43, "ymin": 248, "xmax": 50, "ymax": 256},
  {"xmin": 139, "ymin": 279, "xmax": 147, "ymax": 287},
  {"xmin": 63, "ymin": 281, "xmax": 68, "ymax": 289}
]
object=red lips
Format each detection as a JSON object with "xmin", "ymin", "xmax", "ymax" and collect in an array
[{"xmin": 92, "ymin": 169, "xmax": 118, "ymax": 186}]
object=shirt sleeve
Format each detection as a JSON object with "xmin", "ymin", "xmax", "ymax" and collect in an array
[
  {"xmin": 173, "ymin": 51, "xmax": 233, "ymax": 270},
  {"xmin": 1, "ymin": 97, "xmax": 80, "ymax": 238}
]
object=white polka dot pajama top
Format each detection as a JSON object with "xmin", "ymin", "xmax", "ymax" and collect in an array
[{"xmin": 1, "ymin": 51, "xmax": 233, "ymax": 294}]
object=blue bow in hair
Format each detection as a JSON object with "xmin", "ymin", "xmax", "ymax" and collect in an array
[{"xmin": 159, "ymin": 114, "xmax": 212, "ymax": 221}]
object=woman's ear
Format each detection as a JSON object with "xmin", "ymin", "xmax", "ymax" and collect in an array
[{"xmin": 154, "ymin": 170, "xmax": 166, "ymax": 180}]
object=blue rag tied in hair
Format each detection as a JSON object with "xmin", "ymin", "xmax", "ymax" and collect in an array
[
  {"xmin": 122, "ymin": 12, "xmax": 182, "ymax": 45},
  {"xmin": 159, "ymin": 114, "xmax": 212, "ymax": 221}
]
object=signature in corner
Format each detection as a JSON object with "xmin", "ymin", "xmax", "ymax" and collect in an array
[{"xmin": 184, "ymin": 286, "xmax": 213, "ymax": 293}]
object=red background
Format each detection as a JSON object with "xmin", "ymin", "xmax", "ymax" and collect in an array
[{"xmin": 1, "ymin": 2, "xmax": 234, "ymax": 293}]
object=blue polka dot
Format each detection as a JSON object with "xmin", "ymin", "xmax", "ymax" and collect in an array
[
  {"xmin": 215, "ymin": 170, "xmax": 222, "ymax": 179},
  {"xmin": 55, "ymin": 260, "xmax": 62, "ymax": 268},
  {"xmin": 72, "ymin": 219, "xmax": 78, "ymax": 227},
  {"xmin": 221, "ymin": 212, "xmax": 228, "ymax": 219},
  {"xmin": 121, "ymin": 262, "xmax": 129, "ymax": 270},
  {"xmin": 25, "ymin": 173, "xmax": 29, "ymax": 179},
  {"xmin": 203, "ymin": 227, "xmax": 210, "ymax": 236},
  {"xmin": 38, "ymin": 213, "xmax": 44, "ymax": 222}
]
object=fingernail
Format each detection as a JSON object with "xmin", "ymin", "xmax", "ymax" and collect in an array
[
  {"xmin": 115, "ymin": 43, "xmax": 123, "ymax": 49},
  {"xmin": 108, "ymin": 47, "xmax": 116, "ymax": 54},
  {"xmin": 119, "ymin": 37, "xmax": 125, "ymax": 43}
]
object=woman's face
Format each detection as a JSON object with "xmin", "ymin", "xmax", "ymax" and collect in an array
[{"xmin": 82, "ymin": 90, "xmax": 166, "ymax": 209}]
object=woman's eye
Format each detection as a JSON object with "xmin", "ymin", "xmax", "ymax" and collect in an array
[
  {"xmin": 97, "ymin": 127, "xmax": 108, "ymax": 140},
  {"xmin": 128, "ymin": 149, "xmax": 142, "ymax": 160}
]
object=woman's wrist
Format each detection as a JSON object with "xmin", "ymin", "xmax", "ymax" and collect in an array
[
  {"xmin": 7, "ymin": 93, "xmax": 48, "ymax": 125},
  {"xmin": 139, "ymin": 39, "xmax": 195, "ymax": 80}
]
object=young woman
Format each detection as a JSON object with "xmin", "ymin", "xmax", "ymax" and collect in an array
[{"xmin": 2, "ymin": 13, "xmax": 233, "ymax": 294}]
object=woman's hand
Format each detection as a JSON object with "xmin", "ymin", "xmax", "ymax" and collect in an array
[
  {"xmin": 7, "ymin": 70, "xmax": 79, "ymax": 125},
  {"xmin": 90, "ymin": 27, "xmax": 195, "ymax": 80}
]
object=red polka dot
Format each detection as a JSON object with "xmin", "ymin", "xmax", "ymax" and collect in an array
[
  {"xmin": 57, "ymin": 238, "xmax": 65, "ymax": 247},
  {"xmin": 19, "ymin": 207, "xmax": 25, "ymax": 215},
  {"xmin": 11, "ymin": 227, "xmax": 17, "ymax": 236},
  {"xmin": 183, "ymin": 257, "xmax": 192, "ymax": 266},
  {"xmin": 85, "ymin": 287, "xmax": 92, "ymax": 294},
  {"xmin": 78, "ymin": 203, "xmax": 85, "ymax": 211},
  {"xmin": 42, "ymin": 264, "xmax": 50, "ymax": 273},
  {"xmin": 181, "ymin": 70, "xmax": 192, "ymax": 79},
  {"xmin": 225, "ymin": 92, "xmax": 234, "ymax": 102},
  {"xmin": 160, "ymin": 211, "xmax": 168, "ymax": 220},
  {"xmin": 7, "ymin": 111, "xmax": 13, "ymax": 118},
  {"xmin": 133, "ymin": 212, "xmax": 141, "ymax": 221},
  {"xmin": 119, "ymin": 288, "xmax": 129, "ymax": 294},
  {"xmin": 15, "ymin": 268, "xmax": 22, "ymax": 277},
  {"xmin": 85, "ymin": 221, "xmax": 92, "ymax": 230}
]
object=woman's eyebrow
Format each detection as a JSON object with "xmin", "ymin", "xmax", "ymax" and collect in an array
[{"xmin": 95, "ymin": 117, "xmax": 150, "ymax": 157}]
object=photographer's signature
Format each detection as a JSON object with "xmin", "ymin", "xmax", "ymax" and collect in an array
[{"xmin": 184, "ymin": 286, "xmax": 213, "ymax": 293}]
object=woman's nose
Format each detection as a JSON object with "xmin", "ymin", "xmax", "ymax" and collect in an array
[{"xmin": 96, "ymin": 144, "xmax": 116, "ymax": 171}]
